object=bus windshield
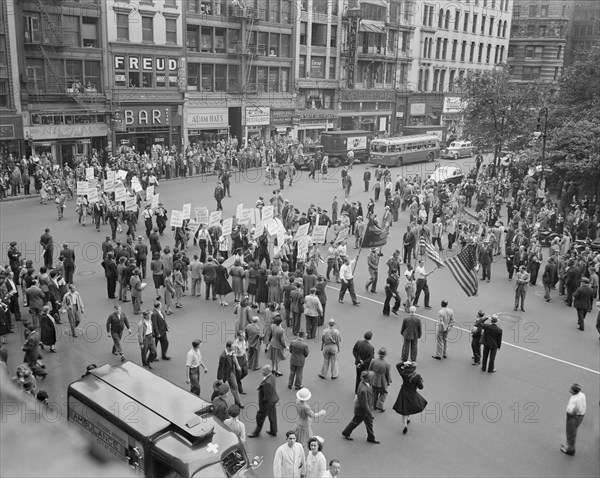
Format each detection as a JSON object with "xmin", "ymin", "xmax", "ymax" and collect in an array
[{"xmin": 371, "ymin": 144, "xmax": 387, "ymax": 153}]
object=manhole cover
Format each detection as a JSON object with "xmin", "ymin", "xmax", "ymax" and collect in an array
[
  {"xmin": 495, "ymin": 312, "xmax": 524, "ymax": 324},
  {"xmin": 77, "ymin": 271, "xmax": 95, "ymax": 276}
]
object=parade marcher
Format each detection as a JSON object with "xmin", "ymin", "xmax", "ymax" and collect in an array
[
  {"xmin": 383, "ymin": 271, "xmax": 401, "ymax": 316},
  {"xmin": 573, "ymin": 277, "xmax": 594, "ymax": 331},
  {"xmin": 368, "ymin": 347, "xmax": 392, "ymax": 412},
  {"xmin": 61, "ymin": 283, "xmax": 84, "ymax": 337},
  {"xmin": 560, "ymin": 383, "xmax": 587, "ymax": 456},
  {"xmin": 470, "ymin": 310, "xmax": 486, "ymax": 366},
  {"xmin": 138, "ymin": 310, "xmax": 157, "ymax": 369},
  {"xmin": 400, "ymin": 306, "xmax": 422, "ymax": 361},
  {"xmin": 352, "ymin": 331, "xmax": 374, "ymax": 393},
  {"xmin": 101, "ymin": 252, "xmax": 118, "ymax": 299},
  {"xmin": 392, "ymin": 360, "xmax": 427, "ymax": 434},
  {"xmin": 106, "ymin": 304, "xmax": 131, "ymax": 361},
  {"xmin": 480, "ymin": 314, "xmax": 503, "ymax": 373},
  {"xmin": 412, "ymin": 259, "xmax": 433, "ymax": 310},
  {"xmin": 248, "ymin": 365, "xmax": 279, "ymax": 438},
  {"xmin": 59, "ymin": 243, "xmax": 76, "ymax": 285},
  {"xmin": 288, "ymin": 330, "xmax": 309, "ymax": 390},
  {"xmin": 365, "ymin": 247, "xmax": 384, "ymax": 293},
  {"xmin": 432, "ymin": 300, "xmax": 454, "ymax": 360},
  {"xmin": 342, "ymin": 370, "xmax": 380, "ymax": 444},
  {"xmin": 338, "ymin": 256, "xmax": 360, "ymax": 306},
  {"xmin": 134, "ymin": 236, "xmax": 148, "ymax": 280},
  {"xmin": 273, "ymin": 431, "xmax": 306, "ymax": 478},
  {"xmin": 185, "ymin": 339, "xmax": 208, "ymax": 395}
]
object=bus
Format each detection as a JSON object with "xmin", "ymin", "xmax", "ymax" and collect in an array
[{"xmin": 369, "ymin": 134, "xmax": 440, "ymax": 167}]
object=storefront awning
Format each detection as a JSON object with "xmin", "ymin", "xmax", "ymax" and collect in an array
[
  {"xmin": 360, "ymin": 22, "xmax": 385, "ymax": 34},
  {"xmin": 362, "ymin": 0, "xmax": 388, "ymax": 8}
]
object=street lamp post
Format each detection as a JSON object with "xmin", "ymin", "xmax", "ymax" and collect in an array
[{"xmin": 537, "ymin": 107, "xmax": 548, "ymax": 188}]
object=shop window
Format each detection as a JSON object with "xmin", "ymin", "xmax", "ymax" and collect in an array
[
  {"xmin": 269, "ymin": 33, "xmax": 279, "ymax": 56},
  {"xmin": 215, "ymin": 28, "xmax": 226, "ymax": 53},
  {"xmin": 82, "ymin": 17, "xmax": 98, "ymax": 47},
  {"xmin": 187, "ymin": 63, "xmax": 199, "ymax": 88},
  {"xmin": 142, "ymin": 16, "xmax": 154, "ymax": 43},
  {"xmin": 312, "ymin": 24, "xmax": 327, "ymax": 47},
  {"xmin": 166, "ymin": 19, "xmax": 177, "ymax": 44},
  {"xmin": 201, "ymin": 27, "xmax": 213, "ymax": 52},
  {"xmin": 310, "ymin": 57, "xmax": 325, "ymax": 78},
  {"xmin": 215, "ymin": 64, "xmax": 226, "ymax": 91},
  {"xmin": 187, "ymin": 25, "xmax": 199, "ymax": 51},
  {"xmin": 202, "ymin": 64, "xmax": 213, "ymax": 91}
]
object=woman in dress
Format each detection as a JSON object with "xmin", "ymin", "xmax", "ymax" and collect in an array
[
  {"xmin": 392, "ymin": 360, "xmax": 428, "ymax": 434},
  {"xmin": 150, "ymin": 252, "xmax": 165, "ymax": 300},
  {"xmin": 163, "ymin": 270, "xmax": 175, "ymax": 315},
  {"xmin": 214, "ymin": 257, "xmax": 233, "ymax": 307},
  {"xmin": 173, "ymin": 265, "xmax": 185, "ymax": 309},
  {"xmin": 305, "ymin": 436, "xmax": 327, "ymax": 478},
  {"xmin": 266, "ymin": 315, "xmax": 286, "ymax": 376},
  {"xmin": 255, "ymin": 268, "xmax": 269, "ymax": 312},
  {"xmin": 229, "ymin": 259, "xmax": 245, "ymax": 303},
  {"xmin": 294, "ymin": 388, "xmax": 326, "ymax": 450},
  {"xmin": 245, "ymin": 262, "xmax": 258, "ymax": 307},
  {"xmin": 266, "ymin": 270, "xmax": 282, "ymax": 307},
  {"xmin": 39, "ymin": 305, "xmax": 57, "ymax": 353}
]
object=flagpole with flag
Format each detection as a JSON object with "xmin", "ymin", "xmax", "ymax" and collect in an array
[
  {"xmin": 445, "ymin": 243, "xmax": 479, "ymax": 297},
  {"xmin": 419, "ymin": 237, "xmax": 445, "ymax": 270}
]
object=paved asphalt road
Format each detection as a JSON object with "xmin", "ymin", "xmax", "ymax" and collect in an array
[{"xmin": 1, "ymin": 157, "xmax": 598, "ymax": 478}]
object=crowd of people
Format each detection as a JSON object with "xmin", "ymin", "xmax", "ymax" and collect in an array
[{"xmin": 1, "ymin": 138, "xmax": 597, "ymax": 471}]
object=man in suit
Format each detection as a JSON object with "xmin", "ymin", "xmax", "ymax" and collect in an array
[
  {"xmin": 248, "ymin": 364, "xmax": 279, "ymax": 438},
  {"xmin": 129, "ymin": 268, "xmax": 144, "ymax": 315},
  {"xmin": 289, "ymin": 283, "xmax": 304, "ymax": 336},
  {"xmin": 217, "ymin": 341, "xmax": 243, "ymax": 408},
  {"xmin": 189, "ymin": 254, "xmax": 203, "ymax": 297},
  {"xmin": 202, "ymin": 256, "xmax": 217, "ymax": 300},
  {"xmin": 471, "ymin": 310, "xmax": 486, "ymax": 365},
  {"xmin": 352, "ymin": 331, "xmax": 375, "ymax": 393},
  {"xmin": 573, "ymin": 277, "xmax": 595, "ymax": 331},
  {"xmin": 149, "ymin": 227, "xmax": 162, "ymax": 256},
  {"xmin": 400, "ymin": 306, "xmax": 422, "ymax": 361},
  {"xmin": 7, "ymin": 241, "xmax": 21, "ymax": 284},
  {"xmin": 134, "ymin": 236, "xmax": 149, "ymax": 280},
  {"xmin": 101, "ymin": 236, "xmax": 114, "ymax": 260},
  {"xmin": 62, "ymin": 284, "xmax": 84, "ymax": 337},
  {"xmin": 138, "ymin": 310, "xmax": 157, "ymax": 369},
  {"xmin": 59, "ymin": 243, "xmax": 76, "ymax": 285},
  {"xmin": 288, "ymin": 331, "xmax": 309, "ymax": 390},
  {"xmin": 565, "ymin": 260, "xmax": 581, "ymax": 307},
  {"xmin": 542, "ymin": 256, "xmax": 559, "ymax": 302},
  {"xmin": 342, "ymin": 370, "xmax": 380, "ymax": 443},
  {"xmin": 40, "ymin": 228, "xmax": 54, "ymax": 269},
  {"xmin": 25, "ymin": 279, "xmax": 45, "ymax": 328},
  {"xmin": 480, "ymin": 314, "xmax": 503, "ymax": 373},
  {"xmin": 4, "ymin": 271, "xmax": 21, "ymax": 322},
  {"xmin": 106, "ymin": 304, "xmax": 131, "ymax": 361},
  {"xmin": 151, "ymin": 301, "xmax": 171, "ymax": 360},
  {"xmin": 101, "ymin": 252, "xmax": 118, "ymax": 299}
]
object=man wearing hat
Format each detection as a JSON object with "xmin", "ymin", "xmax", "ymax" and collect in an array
[
  {"xmin": 479, "ymin": 315, "xmax": 503, "ymax": 373},
  {"xmin": 142, "ymin": 204, "xmax": 154, "ymax": 237},
  {"xmin": 542, "ymin": 256, "xmax": 558, "ymax": 302},
  {"xmin": 365, "ymin": 247, "xmax": 384, "ymax": 294},
  {"xmin": 573, "ymin": 277, "xmax": 594, "ymax": 331},
  {"xmin": 7, "ymin": 241, "xmax": 21, "ymax": 284},
  {"xmin": 106, "ymin": 304, "xmax": 131, "ymax": 361},
  {"xmin": 155, "ymin": 203, "xmax": 168, "ymax": 235},
  {"xmin": 185, "ymin": 339, "xmax": 208, "ymax": 395},
  {"xmin": 214, "ymin": 181, "xmax": 225, "ymax": 211},
  {"xmin": 135, "ymin": 236, "xmax": 148, "ymax": 280},
  {"xmin": 470, "ymin": 310, "xmax": 487, "ymax": 365},
  {"xmin": 342, "ymin": 370, "xmax": 380, "ymax": 444},
  {"xmin": 59, "ymin": 243, "xmax": 76, "ymax": 285},
  {"xmin": 320, "ymin": 319, "xmax": 341, "ymax": 379},
  {"xmin": 368, "ymin": 347, "xmax": 392, "ymax": 412},
  {"xmin": 288, "ymin": 331, "xmax": 309, "ymax": 390},
  {"xmin": 561, "ymin": 383, "xmax": 586, "ymax": 456},
  {"xmin": 129, "ymin": 268, "xmax": 144, "ymax": 315},
  {"xmin": 138, "ymin": 310, "xmax": 157, "ymax": 369},
  {"xmin": 212, "ymin": 381, "xmax": 230, "ymax": 422},
  {"xmin": 248, "ymin": 365, "xmax": 279, "ymax": 438},
  {"xmin": 401, "ymin": 306, "xmax": 422, "ymax": 362}
]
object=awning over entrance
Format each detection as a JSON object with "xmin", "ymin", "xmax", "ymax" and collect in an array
[{"xmin": 360, "ymin": 22, "xmax": 385, "ymax": 34}]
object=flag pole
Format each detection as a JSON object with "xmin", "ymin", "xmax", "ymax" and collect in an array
[{"xmin": 352, "ymin": 228, "xmax": 366, "ymax": 276}]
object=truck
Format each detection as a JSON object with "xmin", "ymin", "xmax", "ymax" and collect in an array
[
  {"xmin": 319, "ymin": 130, "xmax": 373, "ymax": 167},
  {"xmin": 67, "ymin": 362, "xmax": 262, "ymax": 478}
]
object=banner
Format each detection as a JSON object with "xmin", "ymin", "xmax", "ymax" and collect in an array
[
  {"xmin": 146, "ymin": 185, "xmax": 154, "ymax": 201},
  {"xmin": 103, "ymin": 179, "xmax": 115, "ymax": 193},
  {"xmin": 262, "ymin": 205, "xmax": 274, "ymax": 222},
  {"xmin": 294, "ymin": 223, "xmax": 310, "ymax": 240},
  {"xmin": 361, "ymin": 218, "xmax": 389, "ymax": 248},
  {"xmin": 125, "ymin": 195, "xmax": 137, "ymax": 212},
  {"xmin": 170, "ymin": 210, "xmax": 184, "ymax": 228},
  {"xmin": 209, "ymin": 211, "xmax": 222, "ymax": 227},
  {"xmin": 236, "ymin": 203, "xmax": 244, "ymax": 218},
  {"xmin": 311, "ymin": 225, "xmax": 329, "ymax": 244},
  {"xmin": 85, "ymin": 167, "xmax": 94, "ymax": 180},
  {"xmin": 87, "ymin": 188, "xmax": 99, "ymax": 203},
  {"xmin": 115, "ymin": 186, "xmax": 127, "ymax": 202},
  {"xmin": 222, "ymin": 217, "xmax": 233, "ymax": 236},
  {"xmin": 334, "ymin": 227, "xmax": 349, "ymax": 244},
  {"xmin": 182, "ymin": 203, "xmax": 192, "ymax": 220},
  {"xmin": 151, "ymin": 193, "xmax": 159, "ymax": 209},
  {"xmin": 88, "ymin": 179, "xmax": 97, "ymax": 191},
  {"xmin": 195, "ymin": 207, "xmax": 209, "ymax": 224},
  {"xmin": 76, "ymin": 181, "xmax": 88, "ymax": 196}
]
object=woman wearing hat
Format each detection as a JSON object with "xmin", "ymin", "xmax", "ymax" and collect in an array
[
  {"xmin": 39, "ymin": 305, "xmax": 57, "ymax": 353},
  {"xmin": 229, "ymin": 260, "xmax": 245, "ymax": 303},
  {"xmin": 305, "ymin": 436, "xmax": 327, "ymax": 478},
  {"xmin": 215, "ymin": 257, "xmax": 233, "ymax": 307},
  {"xmin": 392, "ymin": 360, "xmax": 427, "ymax": 434},
  {"xmin": 294, "ymin": 388, "xmax": 326, "ymax": 449}
]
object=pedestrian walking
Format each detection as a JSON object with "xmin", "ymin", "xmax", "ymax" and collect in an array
[
  {"xmin": 248, "ymin": 365, "xmax": 279, "ymax": 438},
  {"xmin": 59, "ymin": 243, "xmax": 76, "ymax": 285},
  {"xmin": 338, "ymin": 256, "xmax": 360, "ymax": 306},
  {"xmin": 39, "ymin": 306, "xmax": 57, "ymax": 353},
  {"xmin": 392, "ymin": 360, "xmax": 427, "ymax": 434},
  {"xmin": 352, "ymin": 331, "xmax": 374, "ymax": 393},
  {"xmin": 138, "ymin": 310, "xmax": 157, "ymax": 369},
  {"xmin": 245, "ymin": 316, "xmax": 263, "ymax": 371},
  {"xmin": 480, "ymin": 314, "xmax": 503, "ymax": 373},
  {"xmin": 560, "ymin": 383, "xmax": 587, "ymax": 456},
  {"xmin": 217, "ymin": 341, "xmax": 244, "ymax": 408},
  {"xmin": 266, "ymin": 316, "xmax": 287, "ymax": 376},
  {"xmin": 129, "ymin": 268, "xmax": 145, "ymax": 315},
  {"xmin": 412, "ymin": 260, "xmax": 433, "ymax": 310},
  {"xmin": 273, "ymin": 431, "xmax": 306, "ymax": 478},
  {"xmin": 319, "ymin": 318, "xmax": 341, "ymax": 380},
  {"xmin": 470, "ymin": 310, "xmax": 486, "ymax": 365},
  {"xmin": 288, "ymin": 331, "xmax": 309, "ymax": 389},
  {"xmin": 232, "ymin": 330, "xmax": 248, "ymax": 394},
  {"xmin": 40, "ymin": 228, "xmax": 54, "ymax": 269},
  {"xmin": 223, "ymin": 404, "xmax": 246, "ymax": 443},
  {"xmin": 400, "ymin": 306, "xmax": 422, "ymax": 361},
  {"xmin": 61, "ymin": 284, "xmax": 84, "ymax": 337},
  {"xmin": 303, "ymin": 288, "xmax": 323, "ymax": 340},
  {"xmin": 151, "ymin": 301, "xmax": 170, "ymax": 360},
  {"xmin": 365, "ymin": 248, "xmax": 384, "ymax": 293},
  {"xmin": 305, "ymin": 437, "xmax": 327, "ymax": 478},
  {"xmin": 432, "ymin": 300, "xmax": 455, "ymax": 360},
  {"xmin": 368, "ymin": 348, "xmax": 392, "ymax": 412},
  {"xmin": 342, "ymin": 370, "xmax": 380, "ymax": 444},
  {"xmin": 294, "ymin": 387, "xmax": 326, "ymax": 449},
  {"xmin": 185, "ymin": 339, "xmax": 208, "ymax": 395},
  {"xmin": 542, "ymin": 256, "xmax": 558, "ymax": 302},
  {"xmin": 106, "ymin": 304, "xmax": 131, "ymax": 361},
  {"xmin": 573, "ymin": 277, "xmax": 594, "ymax": 331},
  {"xmin": 101, "ymin": 252, "xmax": 118, "ymax": 299},
  {"xmin": 514, "ymin": 265, "xmax": 530, "ymax": 312}
]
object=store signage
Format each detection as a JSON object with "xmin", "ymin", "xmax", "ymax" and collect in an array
[
  {"xmin": 114, "ymin": 55, "xmax": 178, "ymax": 72},
  {"xmin": 271, "ymin": 109, "xmax": 294, "ymax": 125},
  {"xmin": 443, "ymin": 97, "xmax": 467, "ymax": 114},
  {"xmin": 298, "ymin": 111, "xmax": 337, "ymax": 121},
  {"xmin": 347, "ymin": 18, "xmax": 358, "ymax": 88},
  {"xmin": 410, "ymin": 103, "xmax": 426, "ymax": 116},
  {"xmin": 186, "ymin": 108, "xmax": 228, "ymax": 129},
  {"xmin": 0, "ymin": 125, "xmax": 15, "ymax": 140},
  {"xmin": 123, "ymin": 106, "xmax": 171, "ymax": 127},
  {"xmin": 26, "ymin": 124, "xmax": 108, "ymax": 140},
  {"xmin": 341, "ymin": 89, "xmax": 394, "ymax": 102},
  {"xmin": 246, "ymin": 107, "xmax": 271, "ymax": 126}
]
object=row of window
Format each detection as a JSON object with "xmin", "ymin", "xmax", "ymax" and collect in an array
[
  {"xmin": 23, "ymin": 13, "xmax": 99, "ymax": 47},
  {"xmin": 187, "ymin": 0, "xmax": 293, "ymax": 24},
  {"xmin": 187, "ymin": 63, "xmax": 290, "ymax": 93},
  {"xmin": 30, "ymin": 113, "xmax": 106, "ymax": 126},
  {"xmin": 508, "ymin": 65, "xmax": 562, "ymax": 81},
  {"xmin": 116, "ymin": 13, "xmax": 177, "ymax": 43},
  {"xmin": 26, "ymin": 59, "xmax": 102, "ymax": 94},
  {"xmin": 423, "ymin": 38, "xmax": 505, "ymax": 64},
  {"xmin": 299, "ymin": 23, "xmax": 337, "ymax": 48},
  {"xmin": 458, "ymin": 0, "xmax": 510, "ymax": 10},
  {"xmin": 299, "ymin": 56, "xmax": 336, "ymax": 79},
  {"xmin": 426, "ymin": 8, "xmax": 509, "ymax": 38},
  {"xmin": 513, "ymin": 3, "xmax": 568, "ymax": 19},
  {"xmin": 510, "ymin": 23, "xmax": 566, "ymax": 38},
  {"xmin": 507, "ymin": 45, "xmax": 563, "ymax": 60},
  {"xmin": 417, "ymin": 68, "xmax": 467, "ymax": 92}
]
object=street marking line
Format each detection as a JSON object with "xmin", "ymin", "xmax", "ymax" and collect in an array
[{"xmin": 326, "ymin": 285, "xmax": 600, "ymax": 375}]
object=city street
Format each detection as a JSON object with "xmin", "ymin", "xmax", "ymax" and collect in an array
[{"xmin": 1, "ymin": 159, "xmax": 599, "ymax": 478}]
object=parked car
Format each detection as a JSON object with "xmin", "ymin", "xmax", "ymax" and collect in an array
[
  {"xmin": 428, "ymin": 165, "xmax": 465, "ymax": 184},
  {"xmin": 440, "ymin": 141, "xmax": 474, "ymax": 159}
]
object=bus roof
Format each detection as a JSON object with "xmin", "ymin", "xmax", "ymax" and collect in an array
[
  {"xmin": 371, "ymin": 134, "xmax": 439, "ymax": 143},
  {"xmin": 320, "ymin": 130, "xmax": 372, "ymax": 136},
  {"xmin": 69, "ymin": 362, "xmax": 215, "ymax": 443}
]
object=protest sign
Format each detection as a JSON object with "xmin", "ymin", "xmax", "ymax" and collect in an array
[
  {"xmin": 236, "ymin": 203, "xmax": 244, "ymax": 218},
  {"xmin": 114, "ymin": 186, "xmax": 127, "ymax": 202},
  {"xmin": 311, "ymin": 225, "xmax": 329, "ymax": 244},
  {"xmin": 106, "ymin": 170, "xmax": 116, "ymax": 182},
  {"xmin": 146, "ymin": 185, "xmax": 154, "ymax": 201},
  {"xmin": 85, "ymin": 167, "xmax": 94, "ymax": 180},
  {"xmin": 195, "ymin": 207, "xmax": 209, "ymax": 224},
  {"xmin": 125, "ymin": 195, "xmax": 137, "ymax": 212},
  {"xmin": 262, "ymin": 205, "xmax": 274, "ymax": 221},
  {"xmin": 103, "ymin": 179, "xmax": 115, "ymax": 192},
  {"xmin": 76, "ymin": 181, "xmax": 88, "ymax": 196},
  {"xmin": 209, "ymin": 211, "xmax": 222, "ymax": 227},
  {"xmin": 151, "ymin": 194, "xmax": 159, "ymax": 209},
  {"xmin": 294, "ymin": 223, "xmax": 310, "ymax": 240},
  {"xmin": 87, "ymin": 188, "xmax": 99, "ymax": 203},
  {"xmin": 222, "ymin": 217, "xmax": 233, "ymax": 236},
  {"xmin": 170, "ymin": 210, "xmax": 184, "ymax": 228},
  {"xmin": 182, "ymin": 203, "xmax": 192, "ymax": 220}
]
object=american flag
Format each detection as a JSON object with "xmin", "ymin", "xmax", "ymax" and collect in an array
[
  {"xmin": 419, "ymin": 237, "xmax": 445, "ymax": 269},
  {"xmin": 445, "ymin": 244, "xmax": 479, "ymax": 297}
]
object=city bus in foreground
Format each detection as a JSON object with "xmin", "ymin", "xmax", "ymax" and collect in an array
[{"xmin": 369, "ymin": 134, "xmax": 440, "ymax": 167}]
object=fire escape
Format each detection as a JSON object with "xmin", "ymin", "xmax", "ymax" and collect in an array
[
  {"xmin": 229, "ymin": 2, "xmax": 259, "ymax": 96},
  {"xmin": 35, "ymin": 0, "xmax": 99, "ymax": 113}
]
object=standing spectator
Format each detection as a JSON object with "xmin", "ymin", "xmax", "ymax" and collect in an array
[
  {"xmin": 323, "ymin": 460, "xmax": 341, "ymax": 478},
  {"xmin": 39, "ymin": 228, "xmax": 54, "ymax": 269},
  {"xmin": 163, "ymin": 270, "xmax": 175, "ymax": 315},
  {"xmin": 319, "ymin": 318, "xmax": 341, "ymax": 380},
  {"xmin": 215, "ymin": 257, "xmax": 233, "ymax": 306},
  {"xmin": 248, "ymin": 365, "xmax": 279, "ymax": 438},
  {"xmin": 272, "ymin": 431, "xmax": 306, "ymax": 478},
  {"xmin": 202, "ymin": 256, "xmax": 217, "ymax": 301},
  {"xmin": 432, "ymin": 300, "xmax": 455, "ymax": 360},
  {"xmin": 400, "ymin": 306, "xmax": 422, "ymax": 361},
  {"xmin": 129, "ymin": 269, "xmax": 144, "ymax": 315},
  {"xmin": 470, "ymin": 310, "xmax": 486, "ymax": 366},
  {"xmin": 106, "ymin": 305, "xmax": 131, "ymax": 361},
  {"xmin": 368, "ymin": 347, "xmax": 392, "ymax": 412},
  {"xmin": 59, "ymin": 243, "xmax": 76, "ymax": 285},
  {"xmin": 173, "ymin": 265, "xmax": 185, "ymax": 309},
  {"xmin": 480, "ymin": 314, "xmax": 503, "ymax": 373},
  {"xmin": 7, "ymin": 241, "xmax": 22, "ymax": 281},
  {"xmin": 352, "ymin": 331, "xmax": 374, "ymax": 393},
  {"xmin": 101, "ymin": 252, "xmax": 118, "ymax": 299},
  {"xmin": 290, "ymin": 283, "xmax": 304, "ymax": 336},
  {"xmin": 150, "ymin": 252, "xmax": 165, "ymax": 300},
  {"xmin": 217, "ymin": 341, "xmax": 244, "ymax": 408},
  {"xmin": 151, "ymin": 301, "xmax": 170, "ymax": 360},
  {"xmin": 542, "ymin": 256, "xmax": 558, "ymax": 302},
  {"xmin": 338, "ymin": 256, "xmax": 360, "ymax": 306},
  {"xmin": 303, "ymin": 288, "xmax": 323, "ymax": 340},
  {"xmin": 266, "ymin": 316, "xmax": 287, "ymax": 376},
  {"xmin": 412, "ymin": 259, "xmax": 433, "ymax": 310},
  {"xmin": 138, "ymin": 310, "xmax": 157, "ymax": 369},
  {"xmin": 288, "ymin": 331, "xmax": 309, "ymax": 390},
  {"xmin": 342, "ymin": 370, "xmax": 380, "ymax": 444},
  {"xmin": 514, "ymin": 265, "xmax": 530, "ymax": 312},
  {"xmin": 214, "ymin": 181, "xmax": 225, "ymax": 211},
  {"xmin": 294, "ymin": 388, "xmax": 326, "ymax": 449},
  {"xmin": 134, "ymin": 236, "xmax": 148, "ymax": 280},
  {"xmin": 61, "ymin": 284, "xmax": 84, "ymax": 337},
  {"xmin": 189, "ymin": 254, "xmax": 203, "ymax": 297},
  {"xmin": 185, "ymin": 339, "xmax": 208, "ymax": 396},
  {"xmin": 245, "ymin": 316, "xmax": 263, "ymax": 371},
  {"xmin": 25, "ymin": 279, "xmax": 45, "ymax": 328},
  {"xmin": 560, "ymin": 383, "xmax": 587, "ymax": 456},
  {"xmin": 363, "ymin": 168, "xmax": 371, "ymax": 192},
  {"xmin": 479, "ymin": 240, "xmax": 493, "ymax": 283},
  {"xmin": 392, "ymin": 360, "xmax": 428, "ymax": 435},
  {"xmin": 573, "ymin": 277, "xmax": 594, "ymax": 331},
  {"xmin": 212, "ymin": 382, "xmax": 230, "ymax": 422}
]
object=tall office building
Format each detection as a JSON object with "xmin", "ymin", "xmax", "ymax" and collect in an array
[
  {"xmin": 564, "ymin": 0, "xmax": 600, "ymax": 66},
  {"xmin": 507, "ymin": 0, "xmax": 569, "ymax": 82}
]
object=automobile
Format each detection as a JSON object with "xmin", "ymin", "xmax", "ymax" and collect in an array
[
  {"xmin": 294, "ymin": 144, "xmax": 324, "ymax": 169},
  {"xmin": 440, "ymin": 141, "xmax": 474, "ymax": 159},
  {"xmin": 428, "ymin": 165, "xmax": 465, "ymax": 184}
]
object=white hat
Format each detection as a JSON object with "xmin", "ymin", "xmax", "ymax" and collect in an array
[{"xmin": 296, "ymin": 387, "xmax": 311, "ymax": 401}]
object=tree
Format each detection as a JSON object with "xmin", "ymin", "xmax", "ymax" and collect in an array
[{"xmin": 457, "ymin": 65, "xmax": 545, "ymax": 170}]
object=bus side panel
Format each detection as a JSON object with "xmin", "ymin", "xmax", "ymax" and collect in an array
[{"xmin": 68, "ymin": 395, "xmax": 145, "ymax": 475}]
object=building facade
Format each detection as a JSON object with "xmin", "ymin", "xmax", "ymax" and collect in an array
[
  {"xmin": 507, "ymin": 0, "xmax": 569, "ymax": 83},
  {"xmin": 564, "ymin": 0, "xmax": 600, "ymax": 66},
  {"xmin": 13, "ymin": 0, "xmax": 109, "ymax": 166},
  {"xmin": 184, "ymin": 0, "xmax": 296, "ymax": 145}
]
